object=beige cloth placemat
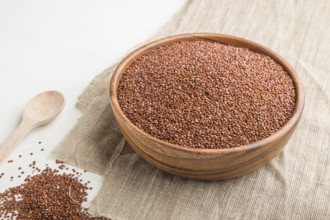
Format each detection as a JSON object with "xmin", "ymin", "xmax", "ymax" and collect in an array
[{"xmin": 53, "ymin": 0, "xmax": 330, "ymax": 219}]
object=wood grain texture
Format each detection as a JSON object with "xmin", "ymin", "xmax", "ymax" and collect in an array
[{"xmin": 109, "ymin": 33, "xmax": 304, "ymax": 180}]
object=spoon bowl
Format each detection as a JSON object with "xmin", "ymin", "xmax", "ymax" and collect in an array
[{"xmin": 24, "ymin": 91, "xmax": 65, "ymax": 125}]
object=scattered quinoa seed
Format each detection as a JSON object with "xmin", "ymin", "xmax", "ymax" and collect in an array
[
  {"xmin": 56, "ymin": 160, "xmax": 64, "ymax": 164},
  {"xmin": 0, "ymin": 160, "xmax": 108, "ymax": 219}
]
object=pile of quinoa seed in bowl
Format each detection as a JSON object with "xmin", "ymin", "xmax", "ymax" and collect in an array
[{"xmin": 118, "ymin": 40, "xmax": 296, "ymax": 149}]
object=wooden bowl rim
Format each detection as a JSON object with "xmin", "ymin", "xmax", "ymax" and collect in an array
[{"xmin": 109, "ymin": 33, "xmax": 304, "ymax": 154}]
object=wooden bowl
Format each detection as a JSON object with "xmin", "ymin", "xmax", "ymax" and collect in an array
[{"xmin": 109, "ymin": 33, "xmax": 304, "ymax": 180}]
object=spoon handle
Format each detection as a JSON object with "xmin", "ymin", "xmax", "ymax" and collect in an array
[{"xmin": 0, "ymin": 117, "xmax": 36, "ymax": 164}]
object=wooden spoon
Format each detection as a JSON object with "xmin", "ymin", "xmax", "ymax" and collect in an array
[{"xmin": 0, "ymin": 91, "xmax": 65, "ymax": 164}]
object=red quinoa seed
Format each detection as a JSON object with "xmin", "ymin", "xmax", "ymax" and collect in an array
[
  {"xmin": 118, "ymin": 40, "xmax": 296, "ymax": 149},
  {"xmin": 1, "ymin": 156, "xmax": 108, "ymax": 219},
  {"xmin": 0, "ymin": 166, "xmax": 108, "ymax": 219}
]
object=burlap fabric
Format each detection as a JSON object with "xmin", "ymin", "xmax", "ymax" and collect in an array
[{"xmin": 53, "ymin": 0, "xmax": 330, "ymax": 219}]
